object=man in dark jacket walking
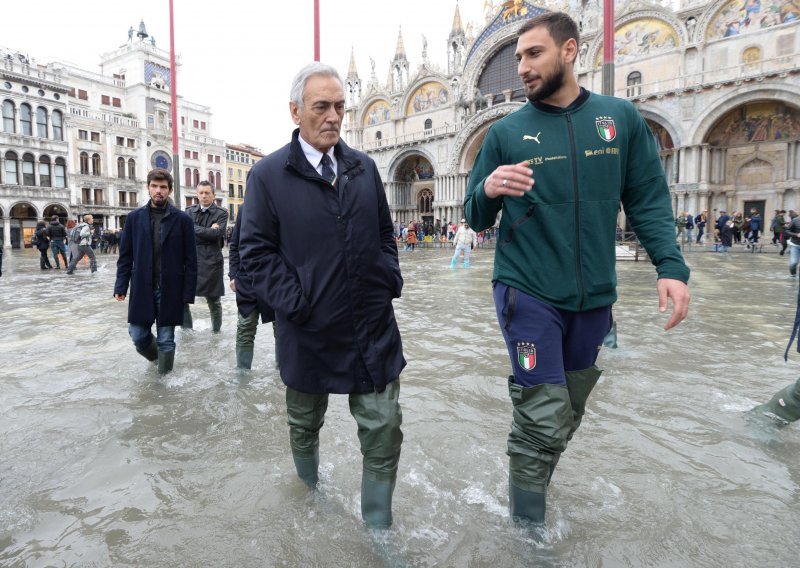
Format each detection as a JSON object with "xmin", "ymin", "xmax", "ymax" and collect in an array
[
  {"xmin": 114, "ymin": 168, "xmax": 197, "ymax": 374},
  {"xmin": 45, "ymin": 215, "xmax": 69, "ymax": 269},
  {"xmin": 239, "ymin": 62, "xmax": 405, "ymax": 530},
  {"xmin": 228, "ymin": 213, "xmax": 275, "ymax": 369},
  {"xmin": 183, "ymin": 181, "xmax": 227, "ymax": 332}
]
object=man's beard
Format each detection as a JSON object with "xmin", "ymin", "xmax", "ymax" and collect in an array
[{"xmin": 525, "ymin": 60, "xmax": 566, "ymax": 104}]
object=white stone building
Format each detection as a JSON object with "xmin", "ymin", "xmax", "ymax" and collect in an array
[{"xmin": 0, "ymin": 22, "xmax": 225, "ymax": 248}]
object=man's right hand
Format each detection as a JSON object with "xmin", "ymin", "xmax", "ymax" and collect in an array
[
  {"xmin": 115, "ymin": 294, "xmax": 125, "ymax": 301},
  {"xmin": 229, "ymin": 279, "xmax": 237, "ymax": 293},
  {"xmin": 483, "ymin": 161, "xmax": 534, "ymax": 199}
]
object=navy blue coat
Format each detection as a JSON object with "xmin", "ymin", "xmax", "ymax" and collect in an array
[
  {"xmin": 228, "ymin": 214, "xmax": 275, "ymax": 322},
  {"xmin": 239, "ymin": 130, "xmax": 405, "ymax": 395},
  {"xmin": 114, "ymin": 202, "xmax": 198, "ymax": 327}
]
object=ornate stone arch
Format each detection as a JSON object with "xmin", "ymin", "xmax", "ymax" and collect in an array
[
  {"xmin": 447, "ymin": 102, "xmax": 522, "ymax": 174},
  {"xmin": 358, "ymin": 95, "xmax": 393, "ymax": 127},
  {"xmin": 588, "ymin": 9, "xmax": 685, "ymax": 70},
  {"xmin": 387, "ymin": 147, "xmax": 437, "ymax": 182},
  {"xmin": 689, "ymin": 85, "xmax": 800, "ymax": 146},
  {"xmin": 636, "ymin": 103, "xmax": 684, "ymax": 148}
]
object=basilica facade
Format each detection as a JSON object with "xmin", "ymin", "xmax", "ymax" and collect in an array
[{"xmin": 342, "ymin": 0, "xmax": 800, "ymax": 229}]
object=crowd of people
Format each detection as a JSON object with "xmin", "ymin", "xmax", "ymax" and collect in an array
[
  {"xmin": 30, "ymin": 215, "xmax": 121, "ymax": 272},
  {"xmin": 675, "ymin": 208, "xmax": 800, "ymax": 272},
  {"xmin": 393, "ymin": 218, "xmax": 495, "ymax": 252}
]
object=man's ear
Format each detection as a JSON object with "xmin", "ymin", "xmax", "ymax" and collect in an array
[
  {"xmin": 563, "ymin": 38, "xmax": 578, "ymax": 65},
  {"xmin": 289, "ymin": 101, "xmax": 301, "ymax": 126}
]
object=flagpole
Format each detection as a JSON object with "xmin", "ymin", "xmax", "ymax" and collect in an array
[
  {"xmin": 314, "ymin": 0, "xmax": 320, "ymax": 61},
  {"xmin": 602, "ymin": 0, "xmax": 615, "ymax": 96},
  {"xmin": 169, "ymin": 0, "xmax": 181, "ymax": 206}
]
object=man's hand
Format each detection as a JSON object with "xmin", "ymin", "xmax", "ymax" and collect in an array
[
  {"xmin": 211, "ymin": 223, "xmax": 220, "ymax": 230},
  {"xmin": 657, "ymin": 278, "xmax": 690, "ymax": 330},
  {"xmin": 229, "ymin": 279, "xmax": 237, "ymax": 293},
  {"xmin": 483, "ymin": 161, "xmax": 534, "ymax": 199},
  {"xmin": 115, "ymin": 294, "xmax": 126, "ymax": 301}
]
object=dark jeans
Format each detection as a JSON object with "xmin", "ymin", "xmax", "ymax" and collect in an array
[{"xmin": 128, "ymin": 288, "xmax": 176, "ymax": 352}]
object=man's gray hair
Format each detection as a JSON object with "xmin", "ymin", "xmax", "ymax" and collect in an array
[{"xmin": 290, "ymin": 62, "xmax": 343, "ymax": 109}]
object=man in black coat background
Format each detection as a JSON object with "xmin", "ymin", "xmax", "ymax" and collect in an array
[
  {"xmin": 183, "ymin": 181, "xmax": 227, "ymax": 333},
  {"xmin": 239, "ymin": 62, "xmax": 405, "ymax": 530}
]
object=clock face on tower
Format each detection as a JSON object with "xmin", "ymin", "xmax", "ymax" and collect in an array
[{"xmin": 150, "ymin": 150, "xmax": 172, "ymax": 171}]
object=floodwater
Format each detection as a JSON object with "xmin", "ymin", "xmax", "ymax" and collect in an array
[{"xmin": 1, "ymin": 243, "xmax": 798, "ymax": 567}]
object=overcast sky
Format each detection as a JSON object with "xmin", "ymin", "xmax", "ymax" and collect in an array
[{"xmin": 2, "ymin": 0, "xmax": 487, "ymax": 153}]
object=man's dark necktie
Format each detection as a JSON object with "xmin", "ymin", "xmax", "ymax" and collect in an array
[{"xmin": 320, "ymin": 154, "xmax": 336, "ymax": 186}]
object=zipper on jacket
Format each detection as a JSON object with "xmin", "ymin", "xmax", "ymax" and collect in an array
[
  {"xmin": 565, "ymin": 113, "xmax": 585, "ymax": 310},
  {"xmin": 503, "ymin": 204, "xmax": 536, "ymax": 245}
]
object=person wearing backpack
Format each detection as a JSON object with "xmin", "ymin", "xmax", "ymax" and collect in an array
[
  {"xmin": 65, "ymin": 215, "xmax": 97, "ymax": 274},
  {"xmin": 33, "ymin": 221, "xmax": 52, "ymax": 269},
  {"xmin": 45, "ymin": 215, "xmax": 69, "ymax": 269}
]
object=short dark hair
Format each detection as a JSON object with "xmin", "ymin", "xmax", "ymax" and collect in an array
[
  {"xmin": 147, "ymin": 168, "xmax": 174, "ymax": 190},
  {"xmin": 197, "ymin": 180, "xmax": 215, "ymax": 193},
  {"xmin": 51, "ymin": 214, "xmax": 59, "ymax": 221},
  {"xmin": 518, "ymin": 12, "xmax": 579, "ymax": 47}
]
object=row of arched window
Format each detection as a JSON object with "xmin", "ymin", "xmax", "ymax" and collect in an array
[
  {"xmin": 116, "ymin": 157, "xmax": 136, "ymax": 180},
  {"xmin": 2, "ymin": 151, "xmax": 67, "ymax": 187},
  {"xmin": 184, "ymin": 168, "xmax": 221, "ymax": 190},
  {"xmin": 2, "ymin": 100, "xmax": 64, "ymax": 141},
  {"xmin": 79, "ymin": 152, "xmax": 102, "ymax": 176}
]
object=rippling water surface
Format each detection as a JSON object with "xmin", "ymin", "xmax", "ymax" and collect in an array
[{"xmin": 1, "ymin": 245, "xmax": 798, "ymax": 567}]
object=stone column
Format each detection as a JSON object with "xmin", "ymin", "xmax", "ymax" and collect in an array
[
  {"xmin": 502, "ymin": 89, "xmax": 513, "ymax": 103},
  {"xmin": 3, "ymin": 215, "xmax": 11, "ymax": 249},
  {"xmin": 484, "ymin": 94, "xmax": 494, "ymax": 109},
  {"xmin": 700, "ymin": 144, "xmax": 710, "ymax": 183}
]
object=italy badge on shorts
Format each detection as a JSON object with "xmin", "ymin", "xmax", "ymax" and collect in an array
[
  {"xmin": 596, "ymin": 117, "xmax": 616, "ymax": 142},
  {"xmin": 516, "ymin": 342, "xmax": 537, "ymax": 372}
]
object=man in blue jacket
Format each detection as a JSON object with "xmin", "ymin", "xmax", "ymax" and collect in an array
[
  {"xmin": 114, "ymin": 168, "xmax": 197, "ymax": 374},
  {"xmin": 239, "ymin": 62, "xmax": 405, "ymax": 530}
]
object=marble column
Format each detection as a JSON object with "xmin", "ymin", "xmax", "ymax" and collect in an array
[{"xmin": 3, "ymin": 215, "xmax": 11, "ymax": 249}]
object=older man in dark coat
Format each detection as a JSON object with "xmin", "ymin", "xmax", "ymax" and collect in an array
[
  {"xmin": 183, "ymin": 180, "xmax": 227, "ymax": 332},
  {"xmin": 114, "ymin": 168, "xmax": 197, "ymax": 374},
  {"xmin": 239, "ymin": 62, "xmax": 405, "ymax": 530}
]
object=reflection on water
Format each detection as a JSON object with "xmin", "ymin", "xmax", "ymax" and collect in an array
[{"xmin": 1, "ymin": 247, "xmax": 798, "ymax": 566}]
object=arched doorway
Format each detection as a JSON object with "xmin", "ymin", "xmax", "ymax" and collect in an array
[
  {"xmin": 392, "ymin": 153, "xmax": 436, "ymax": 224},
  {"xmin": 10, "ymin": 202, "xmax": 37, "ymax": 248}
]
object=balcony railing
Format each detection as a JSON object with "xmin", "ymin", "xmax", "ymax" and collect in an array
[
  {"xmin": 358, "ymin": 124, "xmax": 460, "ymax": 152},
  {"xmin": 69, "ymin": 106, "xmax": 140, "ymax": 128},
  {"xmin": 613, "ymin": 54, "xmax": 799, "ymax": 100}
]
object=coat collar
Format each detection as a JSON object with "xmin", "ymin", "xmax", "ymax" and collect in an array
[{"xmin": 286, "ymin": 128, "xmax": 361, "ymax": 180}]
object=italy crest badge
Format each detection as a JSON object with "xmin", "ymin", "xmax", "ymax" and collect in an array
[
  {"xmin": 596, "ymin": 117, "xmax": 616, "ymax": 142},
  {"xmin": 517, "ymin": 342, "xmax": 537, "ymax": 372}
]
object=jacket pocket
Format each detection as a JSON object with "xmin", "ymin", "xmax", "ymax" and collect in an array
[{"xmin": 500, "ymin": 204, "xmax": 536, "ymax": 248}]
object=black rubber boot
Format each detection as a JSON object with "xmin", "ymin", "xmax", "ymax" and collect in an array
[
  {"xmin": 292, "ymin": 450, "xmax": 319, "ymax": 489},
  {"xmin": 157, "ymin": 350, "xmax": 175, "ymax": 374},
  {"xmin": 182, "ymin": 304, "xmax": 193, "ymax": 329},
  {"xmin": 208, "ymin": 297, "xmax": 223, "ymax": 333},
  {"xmin": 361, "ymin": 476, "xmax": 395, "ymax": 530},
  {"xmin": 236, "ymin": 347, "xmax": 254, "ymax": 370},
  {"xmin": 752, "ymin": 378, "xmax": 800, "ymax": 424},
  {"xmin": 135, "ymin": 337, "xmax": 158, "ymax": 362}
]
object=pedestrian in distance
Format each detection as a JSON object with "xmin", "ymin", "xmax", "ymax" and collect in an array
[
  {"xmin": 450, "ymin": 218, "xmax": 478, "ymax": 268},
  {"xmin": 66, "ymin": 214, "xmax": 98, "ymax": 275},
  {"xmin": 114, "ymin": 168, "xmax": 198, "ymax": 374},
  {"xmin": 33, "ymin": 221, "xmax": 52, "ymax": 269},
  {"xmin": 464, "ymin": 12, "xmax": 690, "ymax": 528},
  {"xmin": 239, "ymin": 62, "xmax": 405, "ymax": 530},
  {"xmin": 228, "ymin": 212, "xmax": 276, "ymax": 370},
  {"xmin": 45, "ymin": 214, "xmax": 69, "ymax": 269},
  {"xmin": 183, "ymin": 181, "xmax": 227, "ymax": 333}
]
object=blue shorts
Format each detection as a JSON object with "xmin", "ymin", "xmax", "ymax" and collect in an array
[{"xmin": 493, "ymin": 282, "xmax": 612, "ymax": 387}]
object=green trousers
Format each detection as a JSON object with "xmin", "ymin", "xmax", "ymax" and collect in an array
[
  {"xmin": 182, "ymin": 297, "xmax": 222, "ymax": 331},
  {"xmin": 285, "ymin": 380, "xmax": 403, "ymax": 482}
]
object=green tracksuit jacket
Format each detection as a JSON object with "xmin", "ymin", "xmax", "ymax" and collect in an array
[{"xmin": 464, "ymin": 91, "xmax": 689, "ymax": 312}]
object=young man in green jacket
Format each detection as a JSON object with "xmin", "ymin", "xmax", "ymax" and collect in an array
[{"xmin": 464, "ymin": 12, "xmax": 691, "ymax": 526}]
